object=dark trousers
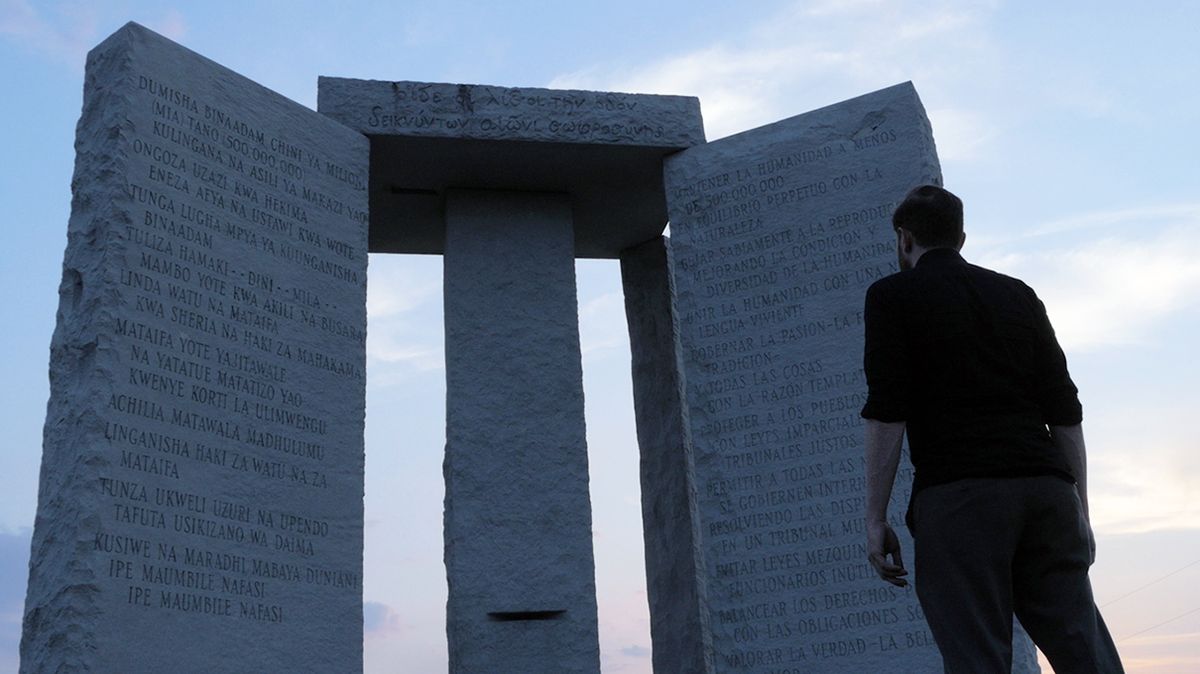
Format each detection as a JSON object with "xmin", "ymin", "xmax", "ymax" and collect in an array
[{"xmin": 912, "ymin": 476, "xmax": 1124, "ymax": 674}]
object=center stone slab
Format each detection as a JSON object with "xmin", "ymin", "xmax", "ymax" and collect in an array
[{"xmin": 443, "ymin": 190, "xmax": 599, "ymax": 672}]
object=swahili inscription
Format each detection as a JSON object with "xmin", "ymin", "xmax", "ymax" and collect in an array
[
  {"xmin": 104, "ymin": 69, "xmax": 365, "ymax": 626},
  {"xmin": 664, "ymin": 84, "xmax": 947, "ymax": 672},
  {"xmin": 23, "ymin": 23, "xmax": 368, "ymax": 672}
]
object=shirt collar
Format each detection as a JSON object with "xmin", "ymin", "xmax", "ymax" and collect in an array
[{"xmin": 915, "ymin": 247, "xmax": 965, "ymax": 268}]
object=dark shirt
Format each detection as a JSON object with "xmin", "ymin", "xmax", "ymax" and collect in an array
[{"xmin": 860, "ymin": 248, "xmax": 1082, "ymax": 495}]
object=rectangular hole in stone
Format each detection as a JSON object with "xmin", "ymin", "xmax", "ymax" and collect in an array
[
  {"xmin": 487, "ymin": 610, "xmax": 567, "ymax": 622},
  {"xmin": 387, "ymin": 186, "xmax": 440, "ymax": 195}
]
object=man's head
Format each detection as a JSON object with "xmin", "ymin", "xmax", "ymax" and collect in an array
[{"xmin": 892, "ymin": 185, "xmax": 965, "ymax": 270}]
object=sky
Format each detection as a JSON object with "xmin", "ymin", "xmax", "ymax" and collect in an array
[{"xmin": 1, "ymin": 0, "xmax": 1198, "ymax": 672}]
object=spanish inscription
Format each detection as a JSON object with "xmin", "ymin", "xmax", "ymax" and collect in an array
[{"xmin": 665, "ymin": 83, "xmax": 945, "ymax": 671}]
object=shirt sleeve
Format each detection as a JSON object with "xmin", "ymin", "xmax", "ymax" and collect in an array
[
  {"xmin": 861, "ymin": 280, "xmax": 910, "ymax": 422},
  {"xmin": 1028, "ymin": 288, "xmax": 1083, "ymax": 425}
]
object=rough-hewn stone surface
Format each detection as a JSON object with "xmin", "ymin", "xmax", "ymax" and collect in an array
[
  {"xmin": 620, "ymin": 237, "xmax": 715, "ymax": 674},
  {"xmin": 22, "ymin": 22, "xmax": 368, "ymax": 673},
  {"xmin": 316, "ymin": 78, "xmax": 705, "ymax": 259},
  {"xmin": 662, "ymin": 82, "xmax": 1039, "ymax": 672},
  {"xmin": 443, "ymin": 190, "xmax": 600, "ymax": 673},
  {"xmin": 318, "ymin": 78, "xmax": 704, "ymax": 148}
]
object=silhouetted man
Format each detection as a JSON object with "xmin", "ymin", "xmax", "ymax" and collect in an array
[{"xmin": 861, "ymin": 185, "xmax": 1124, "ymax": 673}]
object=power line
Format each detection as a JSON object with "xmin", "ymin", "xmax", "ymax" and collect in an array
[
  {"xmin": 1120, "ymin": 606, "xmax": 1200, "ymax": 641},
  {"xmin": 1101, "ymin": 558, "xmax": 1200, "ymax": 608}
]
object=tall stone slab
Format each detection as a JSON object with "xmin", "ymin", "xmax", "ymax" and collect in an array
[
  {"xmin": 23, "ymin": 23, "xmax": 369, "ymax": 672},
  {"xmin": 621, "ymin": 237, "xmax": 714, "ymax": 674},
  {"xmin": 661, "ymin": 83, "xmax": 1039, "ymax": 672},
  {"xmin": 443, "ymin": 190, "xmax": 599, "ymax": 672}
]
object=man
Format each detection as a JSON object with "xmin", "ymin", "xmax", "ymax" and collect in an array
[{"xmin": 860, "ymin": 185, "xmax": 1124, "ymax": 673}]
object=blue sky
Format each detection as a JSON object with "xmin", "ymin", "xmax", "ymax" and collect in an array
[{"xmin": 2, "ymin": 1, "xmax": 1198, "ymax": 672}]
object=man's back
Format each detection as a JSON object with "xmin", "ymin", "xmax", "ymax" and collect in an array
[
  {"xmin": 862, "ymin": 248, "xmax": 1081, "ymax": 494},
  {"xmin": 861, "ymin": 185, "xmax": 1124, "ymax": 673}
]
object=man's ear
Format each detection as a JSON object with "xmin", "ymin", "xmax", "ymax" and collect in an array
[
  {"xmin": 898, "ymin": 228, "xmax": 915, "ymax": 253},
  {"xmin": 957, "ymin": 231, "xmax": 966, "ymax": 251}
]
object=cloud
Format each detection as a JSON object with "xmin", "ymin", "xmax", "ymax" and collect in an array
[
  {"xmin": 1088, "ymin": 417, "xmax": 1200, "ymax": 534},
  {"xmin": 0, "ymin": 0, "xmax": 98, "ymax": 68},
  {"xmin": 1041, "ymin": 72, "xmax": 1116, "ymax": 119},
  {"xmin": 367, "ymin": 333, "xmax": 444, "ymax": 370},
  {"xmin": 550, "ymin": 41, "xmax": 846, "ymax": 140},
  {"xmin": 972, "ymin": 204, "xmax": 1200, "ymax": 535},
  {"xmin": 0, "ymin": 2, "xmax": 187, "ymax": 70},
  {"xmin": 365, "ymin": 259, "xmax": 444, "ymax": 372},
  {"xmin": 1123, "ymin": 629, "xmax": 1200, "ymax": 648},
  {"xmin": 926, "ymin": 107, "xmax": 997, "ymax": 162},
  {"xmin": 1115, "ymin": 631, "xmax": 1200, "ymax": 673},
  {"xmin": 145, "ymin": 9, "xmax": 187, "ymax": 42},
  {"xmin": 597, "ymin": 588, "xmax": 653, "ymax": 673},
  {"xmin": 976, "ymin": 204, "xmax": 1200, "ymax": 351},
  {"xmin": 367, "ymin": 262, "xmax": 441, "ymax": 320},
  {"xmin": 547, "ymin": 1, "xmax": 1000, "ymax": 146},
  {"xmin": 619, "ymin": 644, "xmax": 651, "ymax": 658},
  {"xmin": 801, "ymin": 0, "xmax": 889, "ymax": 18},
  {"xmin": 579, "ymin": 292, "xmax": 628, "ymax": 357},
  {"xmin": 363, "ymin": 600, "xmax": 403, "ymax": 638},
  {"xmin": 1017, "ymin": 203, "xmax": 1200, "ymax": 242}
]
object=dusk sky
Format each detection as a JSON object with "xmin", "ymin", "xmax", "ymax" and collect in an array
[{"xmin": 2, "ymin": 1, "xmax": 1198, "ymax": 672}]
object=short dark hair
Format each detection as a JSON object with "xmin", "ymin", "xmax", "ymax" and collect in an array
[{"xmin": 892, "ymin": 185, "xmax": 963, "ymax": 248}]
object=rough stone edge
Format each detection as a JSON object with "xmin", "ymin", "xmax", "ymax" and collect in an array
[
  {"xmin": 316, "ymin": 76, "xmax": 706, "ymax": 148},
  {"xmin": 620, "ymin": 237, "xmax": 714, "ymax": 674},
  {"xmin": 907, "ymin": 80, "xmax": 945, "ymax": 197},
  {"xmin": 20, "ymin": 24, "xmax": 137, "ymax": 673},
  {"xmin": 21, "ymin": 22, "xmax": 372, "ymax": 672}
]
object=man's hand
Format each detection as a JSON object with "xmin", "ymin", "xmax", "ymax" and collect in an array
[
  {"xmin": 867, "ymin": 520, "xmax": 908, "ymax": 587},
  {"xmin": 864, "ymin": 419, "xmax": 907, "ymax": 586}
]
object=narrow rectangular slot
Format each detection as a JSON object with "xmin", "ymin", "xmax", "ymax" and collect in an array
[
  {"xmin": 487, "ymin": 610, "xmax": 567, "ymax": 622},
  {"xmin": 388, "ymin": 186, "xmax": 440, "ymax": 195}
]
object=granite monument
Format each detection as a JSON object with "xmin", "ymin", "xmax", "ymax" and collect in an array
[{"xmin": 24, "ymin": 21, "xmax": 1041, "ymax": 674}]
